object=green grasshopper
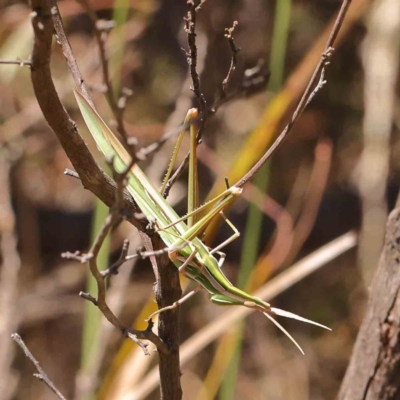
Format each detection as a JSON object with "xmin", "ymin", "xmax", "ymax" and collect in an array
[{"xmin": 74, "ymin": 90, "xmax": 330, "ymax": 354}]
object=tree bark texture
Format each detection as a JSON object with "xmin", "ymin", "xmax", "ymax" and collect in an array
[
  {"xmin": 141, "ymin": 233, "xmax": 183, "ymax": 400},
  {"xmin": 339, "ymin": 207, "xmax": 400, "ymax": 400}
]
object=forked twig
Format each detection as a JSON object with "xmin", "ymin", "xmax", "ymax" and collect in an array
[
  {"xmin": 185, "ymin": 0, "xmax": 207, "ymax": 113},
  {"xmin": 161, "ymin": 5, "xmax": 266, "ymax": 197},
  {"xmin": 62, "ymin": 156, "xmax": 169, "ymax": 355},
  {"xmin": 221, "ymin": 21, "xmax": 240, "ymax": 96}
]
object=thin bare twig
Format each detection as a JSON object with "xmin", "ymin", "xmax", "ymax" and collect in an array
[
  {"xmin": 48, "ymin": 0, "xmax": 93, "ymax": 106},
  {"xmin": 221, "ymin": 21, "xmax": 240, "ymax": 96},
  {"xmin": 306, "ymin": 54, "xmax": 331, "ymax": 106},
  {"xmin": 98, "ymin": 239, "xmax": 190, "ymax": 278},
  {"xmin": 235, "ymin": 0, "xmax": 352, "ymax": 188},
  {"xmin": 196, "ymin": 142, "xmax": 294, "ymax": 273},
  {"xmin": 185, "ymin": 0, "xmax": 207, "ymax": 113},
  {"xmin": 0, "ymin": 59, "xmax": 32, "ymax": 67},
  {"xmin": 234, "ymin": 46, "xmax": 336, "ymax": 188},
  {"xmin": 137, "ymin": 120, "xmax": 193, "ymax": 159},
  {"xmin": 48, "ymin": 0, "xmax": 94, "ymax": 107},
  {"xmin": 74, "ymin": 233, "xmax": 141, "ymax": 400},
  {"xmin": 145, "ymin": 20, "xmax": 264, "ymax": 193},
  {"xmin": 162, "ymin": 15, "xmax": 269, "ymax": 198},
  {"xmin": 101, "ymin": 238, "xmax": 130, "ymax": 277},
  {"xmin": 11, "ymin": 333, "xmax": 67, "ymax": 400},
  {"xmin": 62, "ymin": 156, "xmax": 169, "ymax": 355},
  {"xmin": 158, "ymin": 0, "xmax": 211, "ymax": 198}
]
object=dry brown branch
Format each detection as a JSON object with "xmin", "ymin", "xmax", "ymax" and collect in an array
[
  {"xmin": 29, "ymin": 0, "xmax": 160, "ymax": 352},
  {"xmin": 137, "ymin": 37, "xmax": 209, "ymax": 200},
  {"xmin": 100, "ymin": 238, "xmax": 130, "ymax": 277},
  {"xmin": 221, "ymin": 20, "xmax": 240, "ymax": 96},
  {"xmin": 139, "ymin": 231, "xmax": 183, "ymax": 399},
  {"xmin": 74, "ymin": 232, "xmax": 141, "ymax": 400},
  {"xmin": 29, "ymin": 1, "xmax": 183, "ymax": 396},
  {"xmin": 61, "ymin": 154, "xmax": 169, "ymax": 355},
  {"xmin": 185, "ymin": 0, "xmax": 207, "ymax": 113},
  {"xmin": 30, "ymin": 0, "xmax": 142, "ymax": 227},
  {"xmin": 156, "ymin": 0, "xmax": 210, "ymax": 199},
  {"xmin": 11, "ymin": 333, "xmax": 67, "ymax": 400}
]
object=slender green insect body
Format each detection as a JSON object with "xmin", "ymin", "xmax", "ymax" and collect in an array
[{"xmin": 74, "ymin": 90, "xmax": 330, "ymax": 354}]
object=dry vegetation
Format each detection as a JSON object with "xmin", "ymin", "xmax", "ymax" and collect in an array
[{"xmin": 1, "ymin": 0, "xmax": 400, "ymax": 399}]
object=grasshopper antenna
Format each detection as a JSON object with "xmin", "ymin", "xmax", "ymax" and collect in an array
[
  {"xmin": 270, "ymin": 307, "xmax": 331, "ymax": 331},
  {"xmin": 263, "ymin": 313, "xmax": 305, "ymax": 355}
]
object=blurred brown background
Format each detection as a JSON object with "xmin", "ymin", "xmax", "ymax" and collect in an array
[{"xmin": 1, "ymin": 0, "xmax": 399, "ymax": 399}]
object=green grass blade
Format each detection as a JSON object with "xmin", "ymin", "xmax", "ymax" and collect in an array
[
  {"xmin": 110, "ymin": 0, "xmax": 130, "ymax": 95},
  {"xmin": 80, "ymin": 198, "xmax": 110, "ymax": 396},
  {"xmin": 220, "ymin": 2, "xmax": 292, "ymax": 398}
]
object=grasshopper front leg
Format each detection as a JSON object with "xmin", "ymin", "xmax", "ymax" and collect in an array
[{"xmin": 210, "ymin": 212, "xmax": 240, "ymax": 254}]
